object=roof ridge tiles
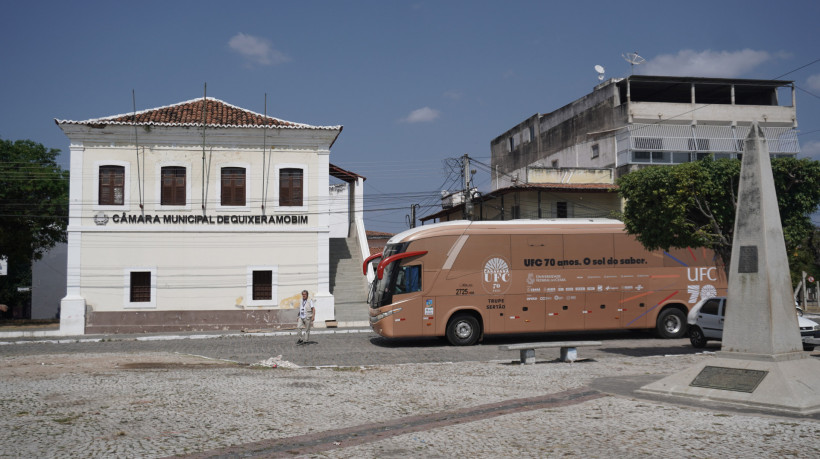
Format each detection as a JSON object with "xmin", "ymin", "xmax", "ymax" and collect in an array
[{"xmin": 55, "ymin": 97, "xmax": 341, "ymax": 130}]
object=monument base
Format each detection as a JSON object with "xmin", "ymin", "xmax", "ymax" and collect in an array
[{"xmin": 638, "ymin": 354, "xmax": 820, "ymax": 414}]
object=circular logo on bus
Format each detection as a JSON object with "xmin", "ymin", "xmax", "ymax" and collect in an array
[{"xmin": 482, "ymin": 256, "xmax": 511, "ymax": 294}]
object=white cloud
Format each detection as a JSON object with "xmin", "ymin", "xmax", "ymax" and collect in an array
[
  {"xmin": 443, "ymin": 90, "xmax": 462, "ymax": 100},
  {"xmin": 801, "ymin": 140, "xmax": 820, "ymax": 161},
  {"xmin": 401, "ymin": 107, "xmax": 440, "ymax": 123},
  {"xmin": 228, "ymin": 33, "xmax": 290, "ymax": 66},
  {"xmin": 642, "ymin": 49, "xmax": 775, "ymax": 78},
  {"xmin": 807, "ymin": 74, "xmax": 820, "ymax": 92}
]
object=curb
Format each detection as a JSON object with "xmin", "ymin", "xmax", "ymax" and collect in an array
[{"xmin": 0, "ymin": 325, "xmax": 373, "ymax": 345}]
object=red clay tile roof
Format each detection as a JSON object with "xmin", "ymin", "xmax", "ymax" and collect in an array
[
  {"xmin": 366, "ymin": 230, "xmax": 395, "ymax": 238},
  {"xmin": 330, "ymin": 163, "xmax": 366, "ymax": 182},
  {"xmin": 56, "ymin": 97, "xmax": 341, "ymax": 130}
]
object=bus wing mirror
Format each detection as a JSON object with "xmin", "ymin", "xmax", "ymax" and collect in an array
[
  {"xmin": 363, "ymin": 252, "xmax": 383, "ymax": 275},
  {"xmin": 376, "ymin": 251, "xmax": 428, "ymax": 280}
]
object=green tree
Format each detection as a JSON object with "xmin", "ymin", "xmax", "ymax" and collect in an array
[
  {"xmin": 0, "ymin": 139, "xmax": 69, "ymax": 317},
  {"xmin": 617, "ymin": 157, "xmax": 820, "ymax": 279}
]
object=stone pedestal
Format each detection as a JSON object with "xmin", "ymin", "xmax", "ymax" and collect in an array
[
  {"xmin": 640, "ymin": 123, "xmax": 820, "ymax": 414},
  {"xmin": 639, "ymin": 354, "xmax": 820, "ymax": 414},
  {"xmin": 59, "ymin": 295, "xmax": 86, "ymax": 336},
  {"xmin": 313, "ymin": 292, "xmax": 335, "ymax": 322}
]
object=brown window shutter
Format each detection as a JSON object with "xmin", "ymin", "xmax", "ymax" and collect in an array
[
  {"xmin": 279, "ymin": 168, "xmax": 303, "ymax": 206},
  {"xmin": 99, "ymin": 166, "xmax": 125, "ymax": 205},
  {"xmin": 221, "ymin": 167, "xmax": 246, "ymax": 206}
]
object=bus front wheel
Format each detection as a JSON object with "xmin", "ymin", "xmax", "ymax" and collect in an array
[
  {"xmin": 446, "ymin": 314, "xmax": 480, "ymax": 346},
  {"xmin": 656, "ymin": 308, "xmax": 687, "ymax": 339}
]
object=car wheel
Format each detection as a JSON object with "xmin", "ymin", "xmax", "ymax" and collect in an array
[
  {"xmin": 656, "ymin": 308, "xmax": 687, "ymax": 339},
  {"xmin": 689, "ymin": 326, "xmax": 708, "ymax": 348},
  {"xmin": 446, "ymin": 314, "xmax": 480, "ymax": 346},
  {"xmin": 804, "ymin": 345, "xmax": 815, "ymax": 352}
]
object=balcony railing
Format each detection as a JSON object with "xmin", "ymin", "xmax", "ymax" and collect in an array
[{"xmin": 617, "ymin": 124, "xmax": 800, "ymax": 166}]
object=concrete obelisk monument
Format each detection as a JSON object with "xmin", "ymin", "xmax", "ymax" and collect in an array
[{"xmin": 640, "ymin": 123, "xmax": 820, "ymax": 413}]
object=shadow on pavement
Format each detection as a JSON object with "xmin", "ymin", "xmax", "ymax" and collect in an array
[{"xmin": 369, "ymin": 329, "xmax": 668, "ymax": 349}]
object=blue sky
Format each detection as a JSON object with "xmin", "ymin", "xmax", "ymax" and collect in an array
[{"xmin": 2, "ymin": 0, "xmax": 820, "ymax": 232}]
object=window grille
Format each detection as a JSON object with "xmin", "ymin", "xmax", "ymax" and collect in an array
[
  {"xmin": 252, "ymin": 271, "xmax": 272, "ymax": 300},
  {"xmin": 130, "ymin": 272, "xmax": 151, "ymax": 302}
]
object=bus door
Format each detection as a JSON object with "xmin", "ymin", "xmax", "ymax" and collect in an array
[
  {"xmin": 545, "ymin": 293, "xmax": 584, "ymax": 332},
  {"xmin": 390, "ymin": 263, "xmax": 424, "ymax": 336},
  {"xmin": 583, "ymin": 291, "xmax": 621, "ymax": 330},
  {"xmin": 505, "ymin": 294, "xmax": 544, "ymax": 333},
  {"xmin": 421, "ymin": 296, "xmax": 437, "ymax": 336}
]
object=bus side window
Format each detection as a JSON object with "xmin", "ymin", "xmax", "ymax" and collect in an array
[{"xmin": 397, "ymin": 265, "xmax": 422, "ymax": 294}]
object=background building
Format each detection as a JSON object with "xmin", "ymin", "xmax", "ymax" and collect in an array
[
  {"xmin": 55, "ymin": 98, "xmax": 352, "ymax": 333},
  {"xmin": 423, "ymin": 76, "xmax": 801, "ymax": 225},
  {"xmin": 491, "ymin": 75, "xmax": 800, "ymax": 189}
]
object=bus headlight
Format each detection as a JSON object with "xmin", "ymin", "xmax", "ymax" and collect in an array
[{"xmin": 372, "ymin": 307, "xmax": 403, "ymax": 323}]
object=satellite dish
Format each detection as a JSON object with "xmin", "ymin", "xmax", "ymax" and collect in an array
[
  {"xmin": 594, "ymin": 65, "xmax": 605, "ymax": 81},
  {"xmin": 622, "ymin": 52, "xmax": 645, "ymax": 75}
]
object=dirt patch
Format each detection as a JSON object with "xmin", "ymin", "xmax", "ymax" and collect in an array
[
  {"xmin": 0, "ymin": 352, "xmax": 234, "ymax": 379},
  {"xmin": 0, "ymin": 320, "xmax": 59, "ymax": 331},
  {"xmin": 118, "ymin": 361, "xmax": 238, "ymax": 370}
]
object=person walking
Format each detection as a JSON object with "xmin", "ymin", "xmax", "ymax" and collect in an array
[{"xmin": 296, "ymin": 290, "xmax": 315, "ymax": 345}]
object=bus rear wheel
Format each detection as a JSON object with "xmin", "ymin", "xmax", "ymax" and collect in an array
[
  {"xmin": 446, "ymin": 314, "xmax": 480, "ymax": 346},
  {"xmin": 656, "ymin": 308, "xmax": 687, "ymax": 339}
]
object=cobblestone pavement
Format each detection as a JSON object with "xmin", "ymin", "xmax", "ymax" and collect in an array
[
  {"xmin": 1, "ymin": 330, "xmax": 820, "ymax": 458},
  {"xmin": 0, "ymin": 328, "xmax": 704, "ymax": 366}
]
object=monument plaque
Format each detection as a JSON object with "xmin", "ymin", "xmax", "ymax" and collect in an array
[
  {"xmin": 737, "ymin": 245, "xmax": 758, "ymax": 274},
  {"xmin": 690, "ymin": 366, "xmax": 768, "ymax": 393}
]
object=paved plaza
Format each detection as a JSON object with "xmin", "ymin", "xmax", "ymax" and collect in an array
[{"xmin": 1, "ymin": 329, "xmax": 820, "ymax": 458}]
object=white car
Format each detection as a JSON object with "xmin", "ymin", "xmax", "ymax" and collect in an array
[{"xmin": 687, "ymin": 296, "xmax": 819, "ymax": 351}]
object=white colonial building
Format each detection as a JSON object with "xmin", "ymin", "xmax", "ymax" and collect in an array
[{"xmin": 55, "ymin": 97, "xmax": 351, "ymax": 333}]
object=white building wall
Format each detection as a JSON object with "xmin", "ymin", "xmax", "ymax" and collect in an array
[
  {"xmin": 57, "ymin": 119, "xmax": 341, "ymax": 333},
  {"xmin": 328, "ymin": 183, "xmax": 349, "ymax": 238},
  {"xmin": 79, "ymin": 231, "xmax": 318, "ymax": 311}
]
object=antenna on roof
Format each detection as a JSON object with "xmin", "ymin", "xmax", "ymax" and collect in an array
[
  {"xmin": 622, "ymin": 52, "xmax": 645, "ymax": 75},
  {"xmin": 132, "ymin": 90, "xmax": 144, "ymax": 212},
  {"xmin": 262, "ymin": 93, "xmax": 271, "ymax": 214},
  {"xmin": 594, "ymin": 65, "xmax": 605, "ymax": 81},
  {"xmin": 201, "ymin": 83, "xmax": 207, "ymax": 212}
]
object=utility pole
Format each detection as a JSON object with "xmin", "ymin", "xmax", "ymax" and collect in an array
[
  {"xmin": 409, "ymin": 204, "xmax": 419, "ymax": 228},
  {"xmin": 462, "ymin": 154, "xmax": 473, "ymax": 220}
]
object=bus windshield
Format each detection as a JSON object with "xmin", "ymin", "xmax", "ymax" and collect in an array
[{"xmin": 370, "ymin": 242, "xmax": 408, "ymax": 308}]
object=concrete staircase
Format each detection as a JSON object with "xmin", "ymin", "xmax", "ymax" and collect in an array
[{"xmin": 329, "ymin": 234, "xmax": 369, "ymax": 325}]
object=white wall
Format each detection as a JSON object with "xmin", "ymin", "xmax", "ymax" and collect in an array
[{"xmin": 328, "ymin": 183, "xmax": 349, "ymax": 238}]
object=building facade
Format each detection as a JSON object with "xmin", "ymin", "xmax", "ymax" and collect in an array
[
  {"xmin": 491, "ymin": 75, "xmax": 800, "ymax": 189},
  {"xmin": 56, "ymin": 98, "xmax": 343, "ymax": 333},
  {"xmin": 421, "ymin": 182, "xmax": 619, "ymax": 224}
]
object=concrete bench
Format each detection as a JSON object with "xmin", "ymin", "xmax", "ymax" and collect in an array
[{"xmin": 498, "ymin": 341, "xmax": 603, "ymax": 364}]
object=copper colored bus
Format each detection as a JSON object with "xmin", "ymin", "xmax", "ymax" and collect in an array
[{"xmin": 366, "ymin": 220, "xmax": 726, "ymax": 345}]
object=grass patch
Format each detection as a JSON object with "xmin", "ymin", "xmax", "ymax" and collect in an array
[{"xmin": 53, "ymin": 414, "xmax": 82, "ymax": 425}]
